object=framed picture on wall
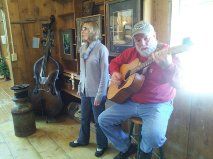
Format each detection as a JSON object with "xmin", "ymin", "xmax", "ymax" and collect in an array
[
  {"xmin": 76, "ymin": 14, "xmax": 102, "ymax": 53},
  {"xmin": 106, "ymin": 0, "xmax": 143, "ymax": 56},
  {"xmin": 60, "ymin": 29, "xmax": 75, "ymax": 60}
]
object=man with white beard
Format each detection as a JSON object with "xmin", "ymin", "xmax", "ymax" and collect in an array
[{"xmin": 98, "ymin": 21, "xmax": 180, "ymax": 159}]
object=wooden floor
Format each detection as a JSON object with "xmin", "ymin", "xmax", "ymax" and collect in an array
[{"xmin": 0, "ymin": 80, "xmax": 118, "ymax": 159}]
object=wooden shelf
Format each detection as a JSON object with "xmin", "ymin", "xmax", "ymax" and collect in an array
[{"xmin": 62, "ymin": 88, "xmax": 80, "ymax": 99}]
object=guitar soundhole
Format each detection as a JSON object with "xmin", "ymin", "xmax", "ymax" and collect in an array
[
  {"xmin": 118, "ymin": 81, "xmax": 126, "ymax": 89},
  {"xmin": 125, "ymin": 70, "xmax": 131, "ymax": 80}
]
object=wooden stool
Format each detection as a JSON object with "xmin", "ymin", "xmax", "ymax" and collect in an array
[{"xmin": 129, "ymin": 117, "xmax": 165, "ymax": 159}]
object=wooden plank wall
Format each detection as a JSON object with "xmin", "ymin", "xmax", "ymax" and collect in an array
[
  {"xmin": 2, "ymin": 0, "xmax": 101, "ymax": 85},
  {"xmin": 188, "ymin": 94, "xmax": 213, "ymax": 159},
  {"xmin": 150, "ymin": 0, "xmax": 171, "ymax": 44},
  {"xmin": 4, "ymin": 0, "xmax": 62, "ymax": 85},
  {"xmin": 165, "ymin": 92, "xmax": 213, "ymax": 159},
  {"xmin": 4, "ymin": 0, "xmax": 82, "ymax": 85},
  {"xmin": 166, "ymin": 90, "xmax": 191, "ymax": 159}
]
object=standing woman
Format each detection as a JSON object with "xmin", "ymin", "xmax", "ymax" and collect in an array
[{"xmin": 69, "ymin": 21, "xmax": 109, "ymax": 157}]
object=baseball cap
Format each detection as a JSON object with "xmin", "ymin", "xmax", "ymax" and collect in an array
[{"xmin": 132, "ymin": 21, "xmax": 155, "ymax": 37}]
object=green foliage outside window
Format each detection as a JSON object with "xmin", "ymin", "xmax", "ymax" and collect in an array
[{"xmin": 0, "ymin": 56, "xmax": 10, "ymax": 79}]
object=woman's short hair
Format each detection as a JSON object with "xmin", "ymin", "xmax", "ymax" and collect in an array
[{"xmin": 83, "ymin": 21, "xmax": 101, "ymax": 41}]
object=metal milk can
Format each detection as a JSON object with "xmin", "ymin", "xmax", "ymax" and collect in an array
[{"xmin": 11, "ymin": 84, "xmax": 36, "ymax": 137}]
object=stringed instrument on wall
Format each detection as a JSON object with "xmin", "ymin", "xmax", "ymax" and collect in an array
[
  {"xmin": 31, "ymin": 15, "xmax": 63, "ymax": 118},
  {"xmin": 107, "ymin": 38, "xmax": 191, "ymax": 103}
]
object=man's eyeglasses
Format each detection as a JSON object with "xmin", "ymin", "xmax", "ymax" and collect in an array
[{"xmin": 81, "ymin": 27, "xmax": 88, "ymax": 31}]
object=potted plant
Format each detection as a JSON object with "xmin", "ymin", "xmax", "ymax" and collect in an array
[{"xmin": 0, "ymin": 56, "xmax": 10, "ymax": 80}]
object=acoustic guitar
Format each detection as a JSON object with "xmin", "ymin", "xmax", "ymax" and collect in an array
[{"xmin": 107, "ymin": 38, "xmax": 191, "ymax": 103}]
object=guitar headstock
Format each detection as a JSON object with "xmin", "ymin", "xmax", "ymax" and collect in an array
[
  {"xmin": 182, "ymin": 37, "xmax": 193, "ymax": 46},
  {"xmin": 182, "ymin": 37, "xmax": 193, "ymax": 51},
  {"xmin": 174, "ymin": 37, "xmax": 192, "ymax": 53}
]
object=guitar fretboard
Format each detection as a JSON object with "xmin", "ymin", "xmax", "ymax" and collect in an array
[{"xmin": 129, "ymin": 44, "xmax": 189, "ymax": 77}]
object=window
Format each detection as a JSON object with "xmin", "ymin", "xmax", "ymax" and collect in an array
[{"xmin": 171, "ymin": 0, "xmax": 213, "ymax": 93}]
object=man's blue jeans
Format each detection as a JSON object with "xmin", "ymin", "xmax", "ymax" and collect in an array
[
  {"xmin": 98, "ymin": 100, "xmax": 173, "ymax": 153},
  {"xmin": 77, "ymin": 94, "xmax": 108, "ymax": 149}
]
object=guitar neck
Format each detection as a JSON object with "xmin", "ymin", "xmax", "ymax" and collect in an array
[{"xmin": 130, "ymin": 44, "xmax": 188, "ymax": 76}]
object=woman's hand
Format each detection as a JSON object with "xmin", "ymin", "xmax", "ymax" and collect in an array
[{"xmin": 94, "ymin": 99, "xmax": 100, "ymax": 106}]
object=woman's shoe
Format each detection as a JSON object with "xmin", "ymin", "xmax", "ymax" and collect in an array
[
  {"xmin": 69, "ymin": 140, "xmax": 88, "ymax": 147},
  {"xmin": 95, "ymin": 147, "xmax": 107, "ymax": 157}
]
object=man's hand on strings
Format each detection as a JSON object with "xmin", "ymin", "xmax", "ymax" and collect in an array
[
  {"xmin": 111, "ymin": 72, "xmax": 122, "ymax": 86},
  {"xmin": 151, "ymin": 49, "xmax": 173, "ymax": 69}
]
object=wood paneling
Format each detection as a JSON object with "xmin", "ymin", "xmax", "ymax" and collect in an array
[
  {"xmin": 150, "ymin": 0, "xmax": 171, "ymax": 44},
  {"xmin": 7, "ymin": 0, "xmax": 29, "ymax": 83},
  {"xmin": 7, "ymin": 0, "xmax": 54, "ymax": 84},
  {"xmin": 162, "ymin": 90, "xmax": 213, "ymax": 159},
  {"xmin": 6, "ymin": 0, "xmax": 60, "ymax": 85},
  {"xmin": 166, "ymin": 90, "xmax": 192, "ymax": 159},
  {"xmin": 143, "ymin": 0, "xmax": 154, "ymax": 23},
  {"xmin": 188, "ymin": 94, "xmax": 213, "ymax": 159}
]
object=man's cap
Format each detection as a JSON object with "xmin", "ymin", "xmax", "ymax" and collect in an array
[{"xmin": 132, "ymin": 21, "xmax": 155, "ymax": 37}]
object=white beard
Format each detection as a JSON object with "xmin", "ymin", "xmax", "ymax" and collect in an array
[{"xmin": 136, "ymin": 39, "xmax": 158, "ymax": 57}]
